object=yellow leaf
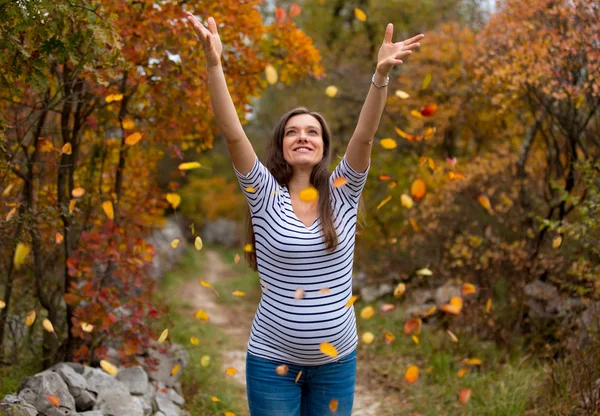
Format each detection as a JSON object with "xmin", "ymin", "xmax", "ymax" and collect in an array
[
  {"xmin": 380, "ymin": 138, "xmax": 397, "ymax": 149},
  {"xmin": 81, "ymin": 322, "xmax": 94, "ymax": 332},
  {"xmin": 395, "ymin": 90, "xmax": 410, "ymax": 99},
  {"xmin": 125, "ymin": 132, "xmax": 142, "ymax": 146},
  {"xmin": 194, "ymin": 236, "xmax": 203, "ymax": 251},
  {"xmin": 200, "ymin": 280, "xmax": 212, "ymax": 288},
  {"xmin": 424, "ymin": 127, "xmax": 436, "ymax": 140},
  {"xmin": 421, "ymin": 73, "xmax": 432, "ymax": 89},
  {"xmin": 354, "ymin": 7, "xmax": 367, "ymax": 21},
  {"xmin": 166, "ymin": 193, "xmax": 181, "ymax": 209},
  {"xmin": 319, "ymin": 342, "xmax": 338, "ymax": 357},
  {"xmin": 69, "ymin": 199, "xmax": 76, "ymax": 214},
  {"xmin": 225, "ymin": 412, "xmax": 236, "ymax": 416},
  {"xmin": 295, "ymin": 370, "xmax": 302, "ymax": 383},
  {"xmin": 401, "ymin": 194, "xmax": 414, "ymax": 209},
  {"xmin": 412, "ymin": 335, "xmax": 419, "ymax": 345},
  {"xmin": 325, "ymin": 85, "xmax": 338, "ymax": 97},
  {"xmin": 171, "ymin": 239, "xmax": 180, "ymax": 248},
  {"xmin": 55, "ymin": 233, "xmax": 64, "ymax": 244},
  {"xmin": 25, "ymin": 310, "xmax": 36, "ymax": 326},
  {"xmin": 458, "ymin": 367, "xmax": 469, "ymax": 378},
  {"xmin": 394, "ymin": 283, "xmax": 406, "ymax": 297},
  {"xmin": 462, "ymin": 358, "xmax": 482, "ymax": 366},
  {"xmin": 360, "ymin": 305, "xmax": 375, "ymax": 320},
  {"xmin": 421, "ymin": 305, "xmax": 436, "ymax": 317},
  {"xmin": 552, "ymin": 235, "xmax": 562, "ymax": 248},
  {"xmin": 190, "ymin": 337, "xmax": 200, "ymax": 345},
  {"xmin": 461, "ymin": 283, "xmax": 476, "ymax": 296},
  {"xmin": 333, "ymin": 177, "xmax": 347, "ymax": 188},
  {"xmin": 0, "ymin": 300, "xmax": 5, "ymax": 309},
  {"xmin": 100, "ymin": 359, "xmax": 119, "ymax": 375},
  {"xmin": 450, "ymin": 296, "xmax": 463, "ymax": 309},
  {"xmin": 245, "ymin": 186, "xmax": 256, "ymax": 193},
  {"xmin": 265, "ymin": 64, "xmax": 278, "ymax": 85},
  {"xmin": 447, "ymin": 330, "xmax": 459, "ymax": 343},
  {"xmin": 362, "ymin": 331, "xmax": 374, "ymax": 344},
  {"xmin": 329, "ymin": 399, "xmax": 339, "ymax": 413},
  {"xmin": 345, "ymin": 295, "xmax": 358, "ymax": 307},
  {"xmin": 38, "ymin": 138, "xmax": 54, "ymax": 152},
  {"xmin": 276, "ymin": 364, "xmax": 289, "ymax": 376},
  {"xmin": 72, "ymin": 187, "xmax": 85, "ymax": 198},
  {"xmin": 299, "ymin": 187, "xmax": 318, "ymax": 202},
  {"xmin": 234, "ymin": 253, "xmax": 241, "ymax": 263},
  {"xmin": 122, "ymin": 118, "xmax": 135, "ymax": 130},
  {"xmin": 14, "ymin": 243, "xmax": 30, "ymax": 270},
  {"xmin": 485, "ymin": 298, "xmax": 492, "ymax": 313},
  {"xmin": 61, "ymin": 143, "xmax": 72, "ymax": 154},
  {"xmin": 232, "ymin": 291, "xmax": 246, "ymax": 297},
  {"xmin": 410, "ymin": 109, "xmax": 424, "ymax": 119},
  {"xmin": 112, "ymin": 94, "xmax": 123, "ymax": 102},
  {"xmin": 440, "ymin": 303, "xmax": 462, "ymax": 315},
  {"xmin": 376, "ymin": 195, "xmax": 392, "ymax": 210},
  {"xmin": 200, "ymin": 355, "xmax": 211, "ymax": 367},
  {"xmin": 405, "ymin": 365, "xmax": 419, "ymax": 383},
  {"xmin": 194, "ymin": 309, "xmax": 209, "ymax": 321},
  {"xmin": 244, "ymin": 244, "xmax": 254, "ymax": 253},
  {"xmin": 6, "ymin": 207, "xmax": 16, "ymax": 221},
  {"xmin": 415, "ymin": 267, "xmax": 432, "ymax": 276},
  {"xmin": 170, "ymin": 364, "xmax": 181, "ymax": 376},
  {"xmin": 478, "ymin": 195, "xmax": 493, "ymax": 213},
  {"xmin": 158, "ymin": 329, "xmax": 168, "ymax": 343},
  {"xmin": 2, "ymin": 184, "xmax": 14, "ymax": 196},
  {"xmin": 178, "ymin": 162, "xmax": 201, "ymax": 170},
  {"xmin": 42, "ymin": 319, "xmax": 54, "ymax": 333},
  {"xmin": 102, "ymin": 201, "xmax": 114, "ymax": 220},
  {"xmin": 211, "ymin": 396, "xmax": 220, "ymax": 402},
  {"xmin": 225, "ymin": 367, "xmax": 237, "ymax": 375}
]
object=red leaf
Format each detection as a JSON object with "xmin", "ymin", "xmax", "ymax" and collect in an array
[
  {"xmin": 289, "ymin": 3, "xmax": 301, "ymax": 18},
  {"xmin": 276, "ymin": 7, "xmax": 287, "ymax": 23},
  {"xmin": 107, "ymin": 313, "xmax": 118, "ymax": 324}
]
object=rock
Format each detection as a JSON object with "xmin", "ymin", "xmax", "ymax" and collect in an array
[
  {"xmin": 0, "ymin": 394, "xmax": 38, "ymax": 416},
  {"xmin": 93, "ymin": 389, "xmax": 143, "ymax": 416},
  {"xmin": 167, "ymin": 388, "xmax": 184, "ymax": 406},
  {"xmin": 116, "ymin": 366, "xmax": 149, "ymax": 396},
  {"xmin": 53, "ymin": 363, "xmax": 95, "ymax": 411},
  {"xmin": 63, "ymin": 362, "xmax": 85, "ymax": 375},
  {"xmin": 359, "ymin": 285, "xmax": 378, "ymax": 303},
  {"xmin": 145, "ymin": 343, "xmax": 188, "ymax": 388},
  {"xmin": 435, "ymin": 283, "xmax": 461, "ymax": 305},
  {"xmin": 410, "ymin": 289, "xmax": 435, "ymax": 306},
  {"xmin": 131, "ymin": 395, "xmax": 152, "ymax": 416},
  {"xmin": 155, "ymin": 394, "xmax": 181, "ymax": 416},
  {"xmin": 85, "ymin": 367, "xmax": 129, "ymax": 396},
  {"xmin": 201, "ymin": 218, "xmax": 241, "ymax": 247},
  {"xmin": 76, "ymin": 411, "xmax": 104, "ymax": 416},
  {"xmin": 352, "ymin": 271, "xmax": 368, "ymax": 291},
  {"xmin": 18, "ymin": 372, "xmax": 75, "ymax": 416}
]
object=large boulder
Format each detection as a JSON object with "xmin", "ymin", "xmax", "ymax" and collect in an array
[{"xmin": 18, "ymin": 371, "xmax": 75, "ymax": 416}]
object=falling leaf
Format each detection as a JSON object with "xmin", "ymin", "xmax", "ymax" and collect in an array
[
  {"xmin": 415, "ymin": 267, "xmax": 432, "ymax": 276},
  {"xmin": 405, "ymin": 365, "xmax": 419, "ymax": 384},
  {"xmin": 412, "ymin": 335, "xmax": 419, "ymax": 345},
  {"xmin": 329, "ymin": 398, "xmax": 339, "ymax": 413},
  {"xmin": 225, "ymin": 412, "xmax": 236, "ymax": 416},
  {"xmin": 458, "ymin": 368, "xmax": 470, "ymax": 378},
  {"xmin": 72, "ymin": 187, "xmax": 85, "ymax": 198},
  {"xmin": 122, "ymin": 118, "xmax": 135, "ymax": 129},
  {"xmin": 125, "ymin": 132, "xmax": 142, "ymax": 146},
  {"xmin": 100, "ymin": 359, "xmax": 119, "ymax": 375},
  {"xmin": 245, "ymin": 186, "xmax": 256, "ymax": 193},
  {"xmin": 404, "ymin": 317, "xmax": 422, "ymax": 335},
  {"xmin": 401, "ymin": 194, "xmax": 414, "ymax": 209},
  {"xmin": 420, "ymin": 104, "xmax": 438, "ymax": 117},
  {"xmin": 170, "ymin": 364, "xmax": 181, "ymax": 376},
  {"xmin": 61, "ymin": 143, "xmax": 72, "ymax": 154},
  {"xmin": 440, "ymin": 303, "xmax": 462, "ymax": 315},
  {"xmin": 421, "ymin": 73, "xmax": 432, "ymax": 89},
  {"xmin": 178, "ymin": 162, "xmax": 201, "ymax": 170},
  {"xmin": 295, "ymin": 371, "xmax": 302, "ymax": 383},
  {"xmin": 55, "ymin": 233, "xmax": 64, "ymax": 244},
  {"xmin": 552, "ymin": 235, "xmax": 562, "ymax": 248},
  {"xmin": 410, "ymin": 109, "xmax": 424, "ymax": 119},
  {"xmin": 200, "ymin": 280, "xmax": 212, "ymax": 288},
  {"xmin": 411, "ymin": 179, "xmax": 426, "ymax": 200},
  {"xmin": 485, "ymin": 298, "xmax": 492, "ymax": 313},
  {"xmin": 478, "ymin": 195, "xmax": 494, "ymax": 213},
  {"xmin": 265, "ymin": 64, "xmax": 278, "ymax": 85},
  {"xmin": 325, "ymin": 85, "xmax": 338, "ymax": 97},
  {"xmin": 450, "ymin": 296, "xmax": 463, "ymax": 309},
  {"xmin": 69, "ymin": 199, "xmax": 76, "ymax": 214},
  {"xmin": 360, "ymin": 306, "xmax": 375, "ymax": 320},
  {"xmin": 345, "ymin": 295, "xmax": 358, "ymax": 307},
  {"xmin": 409, "ymin": 218, "xmax": 420, "ymax": 232},
  {"xmin": 448, "ymin": 171, "xmax": 466, "ymax": 180},
  {"xmin": 289, "ymin": 3, "xmax": 302, "ymax": 18},
  {"xmin": 333, "ymin": 177, "xmax": 347, "ymax": 188},
  {"xmin": 395, "ymin": 90, "xmax": 410, "ymax": 99},
  {"xmin": 46, "ymin": 395, "xmax": 60, "ymax": 407},
  {"xmin": 362, "ymin": 332, "xmax": 374, "ymax": 344},
  {"xmin": 320, "ymin": 342, "xmax": 338, "ymax": 357},
  {"xmin": 195, "ymin": 237, "xmax": 203, "ymax": 251},
  {"xmin": 171, "ymin": 239, "xmax": 180, "ymax": 248},
  {"xmin": 6, "ymin": 207, "xmax": 16, "ymax": 221},
  {"xmin": 379, "ymin": 174, "xmax": 393, "ymax": 181},
  {"xmin": 394, "ymin": 283, "xmax": 406, "ymax": 298},
  {"xmin": 42, "ymin": 319, "xmax": 54, "ymax": 333},
  {"xmin": 25, "ymin": 310, "xmax": 36, "ymax": 326},
  {"xmin": 421, "ymin": 305, "xmax": 437, "ymax": 317},
  {"xmin": 459, "ymin": 388, "xmax": 472, "ymax": 404},
  {"xmin": 462, "ymin": 358, "xmax": 482, "ymax": 366},
  {"xmin": 190, "ymin": 337, "xmax": 200, "ymax": 345},
  {"xmin": 384, "ymin": 331, "xmax": 396, "ymax": 344},
  {"xmin": 354, "ymin": 7, "xmax": 367, "ymax": 21},
  {"xmin": 225, "ymin": 367, "xmax": 237, "ymax": 375},
  {"xmin": 165, "ymin": 193, "xmax": 181, "ymax": 209},
  {"xmin": 14, "ymin": 243, "xmax": 30, "ymax": 269},
  {"xmin": 380, "ymin": 138, "xmax": 397, "ymax": 149},
  {"xmin": 81, "ymin": 322, "xmax": 94, "ymax": 332},
  {"xmin": 102, "ymin": 201, "xmax": 114, "ymax": 220},
  {"xmin": 376, "ymin": 195, "xmax": 392, "ymax": 210},
  {"xmin": 158, "ymin": 329, "xmax": 168, "ymax": 343},
  {"xmin": 381, "ymin": 304, "xmax": 395, "ymax": 313},
  {"xmin": 194, "ymin": 309, "xmax": 209, "ymax": 321},
  {"xmin": 234, "ymin": 253, "xmax": 241, "ymax": 264},
  {"xmin": 461, "ymin": 283, "xmax": 476, "ymax": 296},
  {"xmin": 211, "ymin": 396, "xmax": 220, "ymax": 402},
  {"xmin": 424, "ymin": 127, "xmax": 437, "ymax": 140},
  {"xmin": 200, "ymin": 355, "xmax": 211, "ymax": 367},
  {"xmin": 276, "ymin": 364, "xmax": 289, "ymax": 376},
  {"xmin": 0, "ymin": 300, "xmax": 5, "ymax": 309},
  {"xmin": 2, "ymin": 184, "xmax": 14, "ymax": 196},
  {"xmin": 318, "ymin": 288, "xmax": 330, "ymax": 295},
  {"xmin": 447, "ymin": 330, "xmax": 459, "ymax": 343},
  {"xmin": 294, "ymin": 289, "xmax": 305, "ymax": 300},
  {"xmin": 299, "ymin": 187, "xmax": 318, "ymax": 202},
  {"xmin": 244, "ymin": 243, "xmax": 254, "ymax": 252},
  {"xmin": 232, "ymin": 291, "xmax": 246, "ymax": 297},
  {"xmin": 38, "ymin": 138, "xmax": 54, "ymax": 152}
]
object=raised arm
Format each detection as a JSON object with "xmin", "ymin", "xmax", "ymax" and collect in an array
[
  {"xmin": 185, "ymin": 13, "xmax": 257, "ymax": 175},
  {"xmin": 345, "ymin": 24, "xmax": 424, "ymax": 173}
]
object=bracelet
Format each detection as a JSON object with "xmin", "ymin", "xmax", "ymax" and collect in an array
[{"xmin": 371, "ymin": 73, "xmax": 389, "ymax": 88}]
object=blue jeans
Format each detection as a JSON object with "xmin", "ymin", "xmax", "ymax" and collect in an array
[{"xmin": 245, "ymin": 349, "xmax": 357, "ymax": 416}]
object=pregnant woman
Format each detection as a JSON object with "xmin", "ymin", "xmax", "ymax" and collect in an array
[{"xmin": 186, "ymin": 11, "xmax": 423, "ymax": 416}]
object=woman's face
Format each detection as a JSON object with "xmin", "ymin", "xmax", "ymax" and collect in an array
[{"xmin": 282, "ymin": 114, "xmax": 325, "ymax": 168}]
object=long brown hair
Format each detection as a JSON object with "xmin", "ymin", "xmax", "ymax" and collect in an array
[{"xmin": 244, "ymin": 107, "xmax": 337, "ymax": 270}]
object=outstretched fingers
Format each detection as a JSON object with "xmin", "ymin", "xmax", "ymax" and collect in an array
[
  {"xmin": 383, "ymin": 23, "xmax": 394, "ymax": 44},
  {"xmin": 403, "ymin": 33, "xmax": 425, "ymax": 46},
  {"xmin": 186, "ymin": 12, "xmax": 211, "ymax": 41}
]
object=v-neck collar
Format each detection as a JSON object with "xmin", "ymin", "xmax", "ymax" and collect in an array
[{"xmin": 282, "ymin": 185, "xmax": 320, "ymax": 230}]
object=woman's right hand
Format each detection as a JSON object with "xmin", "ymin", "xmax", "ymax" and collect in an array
[{"xmin": 185, "ymin": 13, "xmax": 223, "ymax": 68}]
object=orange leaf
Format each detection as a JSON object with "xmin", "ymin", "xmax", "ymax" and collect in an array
[
  {"xmin": 125, "ymin": 132, "xmax": 143, "ymax": 146},
  {"xmin": 420, "ymin": 103, "xmax": 438, "ymax": 117},
  {"xmin": 319, "ymin": 342, "xmax": 338, "ymax": 357},
  {"xmin": 329, "ymin": 398, "xmax": 339, "ymax": 412},
  {"xmin": 225, "ymin": 367, "xmax": 237, "ymax": 375},
  {"xmin": 170, "ymin": 364, "xmax": 181, "ymax": 376},
  {"xmin": 71, "ymin": 187, "xmax": 85, "ymax": 198},
  {"xmin": 403, "ymin": 317, "xmax": 422, "ymax": 335},
  {"xmin": 405, "ymin": 365, "xmax": 419, "ymax": 383},
  {"xmin": 295, "ymin": 370, "xmax": 302, "ymax": 383},
  {"xmin": 384, "ymin": 331, "xmax": 396, "ymax": 344},
  {"xmin": 461, "ymin": 283, "xmax": 476, "ymax": 296},
  {"xmin": 485, "ymin": 298, "xmax": 492, "ymax": 313},
  {"xmin": 289, "ymin": 3, "xmax": 302, "ymax": 18},
  {"xmin": 46, "ymin": 394, "xmax": 60, "ymax": 407},
  {"xmin": 410, "ymin": 179, "xmax": 426, "ymax": 200},
  {"xmin": 333, "ymin": 177, "xmax": 347, "ymax": 188},
  {"xmin": 360, "ymin": 306, "xmax": 375, "ymax": 320},
  {"xmin": 299, "ymin": 187, "xmax": 318, "ymax": 202},
  {"xmin": 459, "ymin": 388, "xmax": 472, "ymax": 404},
  {"xmin": 55, "ymin": 232, "xmax": 64, "ymax": 244},
  {"xmin": 478, "ymin": 195, "xmax": 493, "ymax": 213},
  {"xmin": 276, "ymin": 364, "xmax": 289, "ymax": 376},
  {"xmin": 394, "ymin": 283, "xmax": 406, "ymax": 297},
  {"xmin": 294, "ymin": 289, "xmax": 305, "ymax": 300}
]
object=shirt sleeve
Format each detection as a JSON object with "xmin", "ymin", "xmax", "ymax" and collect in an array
[
  {"xmin": 232, "ymin": 155, "xmax": 275, "ymax": 215},
  {"xmin": 330, "ymin": 153, "xmax": 370, "ymax": 207}
]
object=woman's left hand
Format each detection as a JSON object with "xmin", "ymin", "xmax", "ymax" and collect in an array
[{"xmin": 376, "ymin": 24, "xmax": 424, "ymax": 76}]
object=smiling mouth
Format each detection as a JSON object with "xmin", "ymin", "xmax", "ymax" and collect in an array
[{"xmin": 294, "ymin": 147, "xmax": 313, "ymax": 152}]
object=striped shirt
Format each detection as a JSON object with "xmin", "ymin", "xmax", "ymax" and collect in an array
[{"xmin": 233, "ymin": 153, "xmax": 370, "ymax": 365}]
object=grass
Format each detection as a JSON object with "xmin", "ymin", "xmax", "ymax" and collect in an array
[
  {"xmin": 0, "ymin": 354, "xmax": 41, "ymax": 398},
  {"xmin": 158, "ymin": 243, "xmax": 255, "ymax": 416}
]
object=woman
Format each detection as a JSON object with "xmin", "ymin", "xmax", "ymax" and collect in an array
[{"xmin": 186, "ymin": 11, "xmax": 423, "ymax": 416}]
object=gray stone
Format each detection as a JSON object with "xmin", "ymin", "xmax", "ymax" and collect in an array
[
  {"xmin": 435, "ymin": 283, "xmax": 461, "ymax": 305},
  {"xmin": 76, "ymin": 411, "xmax": 104, "ymax": 416},
  {"xmin": 18, "ymin": 372, "xmax": 75, "ymax": 415},
  {"xmin": 359, "ymin": 285, "xmax": 379, "ymax": 303},
  {"xmin": 154, "ymin": 412, "xmax": 167, "ymax": 416},
  {"xmin": 73, "ymin": 390, "xmax": 96, "ymax": 412},
  {"xmin": 116, "ymin": 366, "xmax": 149, "ymax": 396},
  {"xmin": 167, "ymin": 388, "xmax": 184, "ymax": 406},
  {"xmin": 131, "ymin": 395, "xmax": 152, "ymax": 416},
  {"xmin": 63, "ymin": 362, "xmax": 85, "ymax": 375},
  {"xmin": 93, "ymin": 389, "xmax": 143, "ymax": 416},
  {"xmin": 85, "ymin": 367, "xmax": 129, "ymax": 396},
  {"xmin": 201, "ymin": 218, "xmax": 241, "ymax": 247},
  {"xmin": 145, "ymin": 343, "xmax": 188, "ymax": 388},
  {"xmin": 155, "ymin": 394, "xmax": 181, "ymax": 416},
  {"xmin": 0, "ymin": 395, "xmax": 38, "ymax": 416},
  {"xmin": 54, "ymin": 363, "xmax": 89, "ymax": 406},
  {"xmin": 411, "ymin": 289, "xmax": 435, "ymax": 306}
]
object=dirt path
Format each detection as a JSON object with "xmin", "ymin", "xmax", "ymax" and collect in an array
[{"xmin": 178, "ymin": 249, "xmax": 384, "ymax": 415}]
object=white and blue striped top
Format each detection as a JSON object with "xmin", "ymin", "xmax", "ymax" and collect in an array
[{"xmin": 233, "ymin": 153, "xmax": 370, "ymax": 365}]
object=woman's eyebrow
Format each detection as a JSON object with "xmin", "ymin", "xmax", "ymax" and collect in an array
[{"xmin": 286, "ymin": 125, "xmax": 321, "ymax": 131}]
